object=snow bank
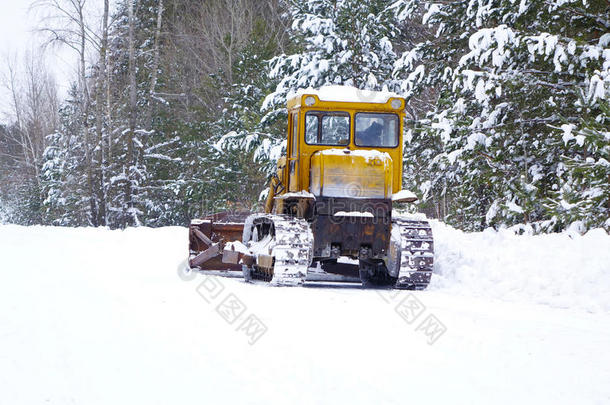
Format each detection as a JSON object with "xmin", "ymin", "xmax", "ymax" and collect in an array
[{"xmin": 430, "ymin": 221, "xmax": 610, "ymax": 313}]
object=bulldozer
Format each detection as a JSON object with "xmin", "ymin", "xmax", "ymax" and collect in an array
[{"xmin": 188, "ymin": 85, "xmax": 434, "ymax": 289}]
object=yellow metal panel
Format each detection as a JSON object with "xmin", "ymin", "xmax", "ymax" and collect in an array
[
  {"xmin": 309, "ymin": 150, "xmax": 392, "ymax": 198},
  {"xmin": 287, "ymin": 112, "xmax": 299, "ymax": 192},
  {"xmin": 309, "ymin": 153, "xmax": 322, "ymax": 195}
]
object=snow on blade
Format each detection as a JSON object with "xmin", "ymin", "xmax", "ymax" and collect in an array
[
  {"xmin": 224, "ymin": 240, "xmax": 250, "ymax": 255},
  {"xmin": 337, "ymin": 256, "xmax": 359, "ymax": 265}
]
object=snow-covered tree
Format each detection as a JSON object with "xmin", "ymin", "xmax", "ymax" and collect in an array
[
  {"xmin": 393, "ymin": 0, "xmax": 609, "ymax": 231},
  {"xmin": 234, "ymin": 0, "xmax": 407, "ymax": 190},
  {"xmin": 550, "ymin": 101, "xmax": 610, "ymax": 231},
  {"xmin": 264, "ymin": 0, "xmax": 401, "ymax": 111},
  {"xmin": 41, "ymin": 90, "xmax": 92, "ymax": 226},
  {"xmin": 206, "ymin": 24, "xmax": 284, "ymax": 209}
]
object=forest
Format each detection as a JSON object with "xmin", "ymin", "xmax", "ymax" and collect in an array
[{"xmin": 0, "ymin": 0, "xmax": 608, "ymax": 233}]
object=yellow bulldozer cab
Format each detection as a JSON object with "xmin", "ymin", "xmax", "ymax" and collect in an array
[{"xmin": 267, "ymin": 85, "xmax": 405, "ymax": 213}]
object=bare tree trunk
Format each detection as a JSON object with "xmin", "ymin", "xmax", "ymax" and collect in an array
[
  {"xmin": 23, "ymin": 54, "xmax": 43, "ymax": 184},
  {"xmin": 6, "ymin": 61, "xmax": 29, "ymax": 172},
  {"xmin": 34, "ymin": 0, "xmax": 111, "ymax": 225},
  {"xmin": 3, "ymin": 55, "xmax": 57, "ymax": 183},
  {"xmin": 126, "ymin": 0, "xmax": 137, "ymax": 226},
  {"xmin": 2, "ymin": 52, "xmax": 59, "ymax": 224},
  {"xmin": 149, "ymin": 0, "xmax": 164, "ymax": 97},
  {"xmin": 69, "ymin": 0, "xmax": 97, "ymax": 226},
  {"xmin": 106, "ymin": 42, "xmax": 113, "ymax": 161},
  {"xmin": 146, "ymin": 0, "xmax": 164, "ymax": 129},
  {"xmin": 94, "ymin": 0, "xmax": 110, "ymax": 226}
]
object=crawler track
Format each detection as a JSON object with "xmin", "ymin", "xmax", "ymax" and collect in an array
[
  {"xmin": 393, "ymin": 217, "xmax": 434, "ymax": 290},
  {"xmin": 244, "ymin": 214, "xmax": 314, "ymax": 286}
]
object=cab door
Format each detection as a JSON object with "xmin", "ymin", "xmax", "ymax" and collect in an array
[{"xmin": 288, "ymin": 112, "xmax": 299, "ymax": 191}]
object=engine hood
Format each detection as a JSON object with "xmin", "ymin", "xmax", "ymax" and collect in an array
[{"xmin": 309, "ymin": 148, "xmax": 393, "ymax": 199}]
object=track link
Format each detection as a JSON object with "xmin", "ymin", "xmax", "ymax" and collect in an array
[
  {"xmin": 244, "ymin": 214, "xmax": 313, "ymax": 286},
  {"xmin": 392, "ymin": 217, "xmax": 434, "ymax": 290}
]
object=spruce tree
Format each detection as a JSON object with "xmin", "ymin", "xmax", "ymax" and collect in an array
[{"xmin": 393, "ymin": 0, "xmax": 609, "ymax": 231}]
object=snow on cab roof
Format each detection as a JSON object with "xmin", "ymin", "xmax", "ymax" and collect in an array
[{"xmin": 288, "ymin": 85, "xmax": 402, "ymax": 104}]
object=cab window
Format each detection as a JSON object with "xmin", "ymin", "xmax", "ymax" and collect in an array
[
  {"xmin": 355, "ymin": 113, "xmax": 399, "ymax": 148},
  {"xmin": 305, "ymin": 111, "xmax": 350, "ymax": 145}
]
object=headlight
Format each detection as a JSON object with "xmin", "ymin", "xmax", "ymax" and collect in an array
[
  {"xmin": 390, "ymin": 98, "xmax": 403, "ymax": 109},
  {"xmin": 304, "ymin": 96, "xmax": 316, "ymax": 106}
]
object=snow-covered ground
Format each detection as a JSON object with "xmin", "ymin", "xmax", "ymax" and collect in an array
[{"xmin": 1, "ymin": 223, "xmax": 609, "ymax": 404}]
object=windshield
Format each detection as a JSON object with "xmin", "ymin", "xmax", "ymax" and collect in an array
[
  {"xmin": 305, "ymin": 111, "xmax": 350, "ymax": 146},
  {"xmin": 355, "ymin": 113, "xmax": 399, "ymax": 148}
]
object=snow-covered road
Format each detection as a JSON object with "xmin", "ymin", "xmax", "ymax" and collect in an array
[{"xmin": 1, "ymin": 224, "xmax": 609, "ymax": 404}]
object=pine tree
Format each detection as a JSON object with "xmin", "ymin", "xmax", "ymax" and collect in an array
[
  {"xmin": 245, "ymin": 0, "xmax": 407, "ymax": 190},
  {"xmin": 41, "ymin": 88, "xmax": 92, "ymax": 226},
  {"xmin": 264, "ymin": 0, "xmax": 401, "ymax": 110},
  {"xmin": 551, "ymin": 101, "xmax": 610, "ymax": 231},
  {"xmin": 393, "ymin": 0, "xmax": 609, "ymax": 231},
  {"xmin": 207, "ymin": 20, "xmax": 285, "ymax": 210}
]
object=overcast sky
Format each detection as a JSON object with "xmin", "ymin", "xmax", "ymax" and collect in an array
[{"xmin": 0, "ymin": 0, "xmax": 78, "ymax": 124}]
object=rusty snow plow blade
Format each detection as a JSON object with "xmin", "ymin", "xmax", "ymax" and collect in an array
[
  {"xmin": 188, "ymin": 211, "xmax": 363, "ymax": 285},
  {"xmin": 188, "ymin": 212, "xmax": 250, "ymax": 272}
]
